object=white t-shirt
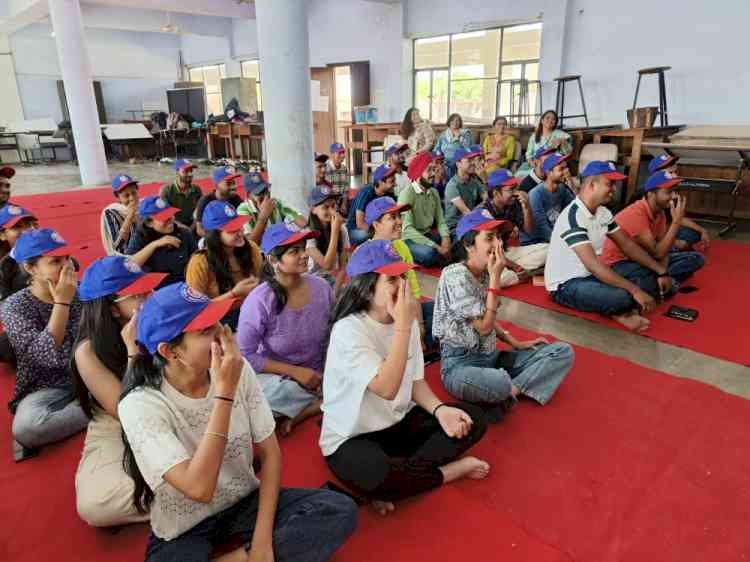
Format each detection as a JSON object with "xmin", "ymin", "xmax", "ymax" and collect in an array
[
  {"xmin": 544, "ymin": 197, "xmax": 620, "ymax": 292},
  {"xmin": 306, "ymin": 224, "xmax": 351, "ymax": 274},
  {"xmin": 394, "ymin": 171, "xmax": 411, "ymax": 197},
  {"xmin": 118, "ymin": 360, "xmax": 276, "ymax": 540},
  {"xmin": 319, "ymin": 312, "xmax": 423, "ymax": 457}
]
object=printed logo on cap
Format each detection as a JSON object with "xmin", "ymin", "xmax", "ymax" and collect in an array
[
  {"xmin": 320, "ymin": 185, "xmax": 331, "ymax": 195},
  {"xmin": 181, "ymin": 284, "xmax": 210, "ymax": 304},
  {"xmin": 119, "ymin": 175, "xmax": 129, "ymax": 182},
  {"xmin": 51, "ymin": 231, "xmax": 65, "ymax": 243},
  {"xmin": 608, "ymin": 162, "xmax": 616, "ymax": 170},
  {"xmin": 225, "ymin": 166, "xmax": 236, "ymax": 175},
  {"xmin": 224, "ymin": 205, "xmax": 236, "ymax": 217},
  {"xmin": 384, "ymin": 243, "xmax": 399, "ymax": 259},
  {"xmin": 155, "ymin": 198, "xmax": 166, "ymax": 209},
  {"xmin": 124, "ymin": 258, "xmax": 143, "ymax": 274},
  {"xmin": 664, "ymin": 170, "xmax": 676, "ymax": 180},
  {"xmin": 7, "ymin": 206, "xmax": 21, "ymax": 216},
  {"xmin": 249, "ymin": 174, "xmax": 261, "ymax": 184},
  {"xmin": 481, "ymin": 209, "xmax": 494, "ymax": 220}
]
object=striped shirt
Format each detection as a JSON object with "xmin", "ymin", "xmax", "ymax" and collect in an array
[{"xmin": 544, "ymin": 197, "xmax": 620, "ymax": 292}]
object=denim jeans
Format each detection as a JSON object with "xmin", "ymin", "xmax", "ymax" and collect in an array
[
  {"xmin": 144, "ymin": 488, "xmax": 358, "ymax": 562},
  {"xmin": 404, "ymin": 231, "xmax": 444, "ymax": 267},
  {"xmin": 440, "ymin": 342, "xmax": 574, "ymax": 406},
  {"xmin": 420, "ymin": 299, "xmax": 436, "ymax": 349},
  {"xmin": 552, "ymin": 262, "xmax": 660, "ymax": 316},
  {"xmin": 677, "ymin": 226, "xmax": 701, "ymax": 247},
  {"xmin": 12, "ymin": 386, "xmax": 89, "ymax": 448},
  {"xmin": 667, "ymin": 250, "xmax": 704, "ymax": 282},
  {"xmin": 348, "ymin": 228, "xmax": 370, "ymax": 247}
]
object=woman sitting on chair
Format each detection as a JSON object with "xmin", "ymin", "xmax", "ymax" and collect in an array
[
  {"xmin": 483, "ymin": 117, "xmax": 517, "ymax": 176},
  {"xmin": 517, "ymin": 110, "xmax": 572, "ymax": 177}
]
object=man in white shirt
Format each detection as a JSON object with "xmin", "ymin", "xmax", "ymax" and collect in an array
[
  {"xmin": 545, "ymin": 161, "xmax": 673, "ymax": 332},
  {"xmin": 386, "ymin": 143, "xmax": 411, "ymax": 196}
]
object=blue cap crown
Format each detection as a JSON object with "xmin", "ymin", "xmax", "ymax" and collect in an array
[
  {"xmin": 212, "ymin": 166, "xmax": 240, "ymax": 185},
  {"xmin": 13, "ymin": 228, "xmax": 68, "ymax": 262},
  {"xmin": 487, "ymin": 169, "xmax": 519, "ymax": 188},
  {"xmin": 111, "ymin": 174, "xmax": 137, "ymax": 194},
  {"xmin": 243, "ymin": 172, "xmax": 270, "ymax": 195},
  {"xmin": 373, "ymin": 165, "xmax": 396, "ymax": 185},
  {"xmin": 202, "ymin": 200, "xmax": 246, "ymax": 231},
  {"xmin": 533, "ymin": 144, "xmax": 556, "ymax": 160},
  {"xmin": 308, "ymin": 183, "xmax": 340, "ymax": 207},
  {"xmin": 644, "ymin": 170, "xmax": 682, "ymax": 192},
  {"xmin": 346, "ymin": 239, "xmax": 412, "ymax": 279},
  {"xmin": 0, "ymin": 204, "xmax": 35, "ymax": 229},
  {"xmin": 330, "ymin": 143, "xmax": 345, "ymax": 154},
  {"xmin": 385, "ymin": 143, "xmax": 407, "ymax": 158},
  {"xmin": 648, "ymin": 154, "xmax": 677, "ymax": 174},
  {"xmin": 138, "ymin": 195, "xmax": 175, "ymax": 219},
  {"xmin": 365, "ymin": 196, "xmax": 408, "ymax": 225},
  {"xmin": 542, "ymin": 153, "xmax": 570, "ymax": 174},
  {"xmin": 174, "ymin": 159, "xmax": 194, "ymax": 172},
  {"xmin": 451, "ymin": 147, "xmax": 481, "ymax": 164},
  {"xmin": 79, "ymin": 256, "xmax": 148, "ymax": 301},
  {"xmin": 456, "ymin": 208, "xmax": 507, "ymax": 240},
  {"xmin": 580, "ymin": 160, "xmax": 626, "ymax": 178},
  {"xmin": 260, "ymin": 222, "xmax": 316, "ymax": 254}
]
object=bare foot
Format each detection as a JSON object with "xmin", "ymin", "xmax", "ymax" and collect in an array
[
  {"xmin": 635, "ymin": 315, "xmax": 650, "ymax": 332},
  {"xmin": 613, "ymin": 312, "xmax": 649, "ymax": 332},
  {"xmin": 371, "ymin": 499, "xmax": 396, "ymax": 517},
  {"xmin": 277, "ymin": 418, "xmax": 293, "ymax": 438},
  {"xmin": 439, "ymin": 456, "xmax": 491, "ymax": 484}
]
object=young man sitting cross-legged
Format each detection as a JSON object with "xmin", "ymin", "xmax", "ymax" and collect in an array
[
  {"xmin": 601, "ymin": 170, "xmax": 705, "ymax": 284},
  {"xmin": 545, "ymin": 161, "xmax": 674, "ymax": 332}
]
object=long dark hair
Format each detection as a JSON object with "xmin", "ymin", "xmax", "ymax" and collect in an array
[
  {"xmin": 119, "ymin": 336, "xmax": 184, "ymax": 513},
  {"xmin": 535, "ymin": 110, "xmax": 558, "ymax": 143},
  {"xmin": 265, "ymin": 245, "xmax": 294, "ymax": 314},
  {"xmin": 308, "ymin": 210, "xmax": 341, "ymax": 263},
  {"xmin": 450, "ymin": 230, "xmax": 479, "ymax": 263},
  {"xmin": 447, "ymin": 113, "xmax": 463, "ymax": 129},
  {"xmin": 133, "ymin": 218, "xmax": 165, "ymax": 246},
  {"xmin": 71, "ymin": 297, "xmax": 128, "ymax": 418},
  {"xmin": 326, "ymin": 272, "xmax": 379, "ymax": 354},
  {"xmin": 400, "ymin": 107, "xmax": 418, "ymax": 140},
  {"xmin": 492, "ymin": 116, "xmax": 508, "ymax": 128},
  {"xmin": 204, "ymin": 230, "xmax": 256, "ymax": 293}
]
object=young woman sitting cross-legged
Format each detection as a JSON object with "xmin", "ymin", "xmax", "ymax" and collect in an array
[{"xmin": 320, "ymin": 240, "xmax": 489, "ymax": 516}]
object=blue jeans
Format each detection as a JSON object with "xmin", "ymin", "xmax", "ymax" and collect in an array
[
  {"xmin": 667, "ymin": 250, "xmax": 704, "ymax": 282},
  {"xmin": 677, "ymin": 225, "xmax": 701, "ymax": 247},
  {"xmin": 145, "ymin": 488, "xmax": 358, "ymax": 562},
  {"xmin": 12, "ymin": 386, "xmax": 89, "ymax": 448},
  {"xmin": 404, "ymin": 231, "xmax": 443, "ymax": 267},
  {"xmin": 348, "ymin": 228, "xmax": 370, "ymax": 247},
  {"xmin": 440, "ymin": 342, "xmax": 574, "ymax": 405},
  {"xmin": 552, "ymin": 262, "xmax": 659, "ymax": 316},
  {"xmin": 420, "ymin": 300, "xmax": 436, "ymax": 349}
]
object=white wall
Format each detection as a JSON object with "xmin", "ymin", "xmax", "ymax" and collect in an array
[
  {"xmin": 11, "ymin": 23, "xmax": 179, "ymax": 122},
  {"xmin": 562, "ymin": 0, "xmax": 750, "ymax": 126}
]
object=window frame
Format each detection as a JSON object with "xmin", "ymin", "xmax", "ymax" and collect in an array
[
  {"xmin": 240, "ymin": 59, "xmax": 263, "ymax": 112},
  {"xmin": 185, "ymin": 63, "xmax": 226, "ymax": 117},
  {"xmin": 412, "ymin": 23, "xmax": 542, "ymax": 125}
]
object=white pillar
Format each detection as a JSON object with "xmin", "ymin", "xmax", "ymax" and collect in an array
[
  {"xmin": 255, "ymin": 0, "xmax": 314, "ymax": 214},
  {"xmin": 49, "ymin": 0, "xmax": 109, "ymax": 186}
]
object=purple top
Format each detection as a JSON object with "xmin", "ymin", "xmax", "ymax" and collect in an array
[{"xmin": 237, "ymin": 274, "xmax": 334, "ymax": 374}]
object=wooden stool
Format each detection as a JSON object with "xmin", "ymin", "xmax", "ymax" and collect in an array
[
  {"xmin": 554, "ymin": 75, "xmax": 589, "ymax": 128},
  {"xmin": 215, "ymin": 123, "xmax": 236, "ymax": 159},
  {"xmin": 632, "ymin": 66, "xmax": 671, "ymax": 127}
]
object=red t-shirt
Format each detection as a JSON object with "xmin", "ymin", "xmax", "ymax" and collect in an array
[{"xmin": 601, "ymin": 199, "xmax": 666, "ymax": 265}]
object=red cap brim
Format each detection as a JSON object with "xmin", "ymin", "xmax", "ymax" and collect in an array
[
  {"xmin": 502, "ymin": 177, "xmax": 521, "ymax": 187},
  {"xmin": 656, "ymin": 179, "xmax": 683, "ymax": 190},
  {"xmin": 177, "ymin": 164, "xmax": 195, "ymax": 172},
  {"xmin": 184, "ymin": 299, "xmax": 236, "ymax": 332},
  {"xmin": 376, "ymin": 261, "xmax": 418, "ymax": 276},
  {"xmin": 656, "ymin": 156, "xmax": 678, "ymax": 171},
  {"xmin": 221, "ymin": 216, "xmax": 251, "ymax": 233},
  {"xmin": 118, "ymin": 273, "xmax": 168, "ymax": 297},
  {"xmin": 151, "ymin": 207, "xmax": 179, "ymax": 222},
  {"xmin": 281, "ymin": 230, "xmax": 319, "ymax": 248},
  {"xmin": 603, "ymin": 171, "xmax": 628, "ymax": 180},
  {"xmin": 42, "ymin": 245, "xmax": 71, "ymax": 257},
  {"xmin": 384, "ymin": 203, "xmax": 411, "ymax": 215},
  {"xmin": 474, "ymin": 219, "xmax": 511, "ymax": 233},
  {"xmin": 2, "ymin": 213, "xmax": 36, "ymax": 229},
  {"xmin": 114, "ymin": 181, "xmax": 138, "ymax": 193}
]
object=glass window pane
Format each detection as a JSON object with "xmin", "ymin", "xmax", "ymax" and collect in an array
[
  {"xmin": 243, "ymin": 60, "xmax": 260, "ymax": 82},
  {"xmin": 432, "ymin": 70, "xmax": 449, "ymax": 124},
  {"xmin": 334, "ymin": 66, "xmax": 352, "ymax": 122},
  {"xmin": 203, "ymin": 66, "xmax": 220, "ymax": 93},
  {"xmin": 256, "ymin": 84, "xmax": 262, "ymax": 112},
  {"xmin": 525, "ymin": 62, "xmax": 539, "ymax": 81},
  {"xmin": 414, "ymin": 35, "xmax": 449, "ymax": 69},
  {"xmin": 414, "ymin": 70, "xmax": 432, "ymax": 121},
  {"xmin": 188, "ymin": 68, "xmax": 202, "ymax": 83},
  {"xmin": 502, "ymin": 22, "xmax": 542, "ymax": 62},
  {"xmin": 449, "ymin": 78, "xmax": 497, "ymax": 124},
  {"xmin": 501, "ymin": 64, "xmax": 523, "ymax": 81},
  {"xmin": 219, "ymin": 64, "xmax": 226, "ymax": 78},
  {"xmin": 498, "ymin": 82, "xmax": 511, "ymax": 117},
  {"xmin": 450, "ymin": 29, "xmax": 500, "ymax": 79},
  {"xmin": 528, "ymin": 81, "xmax": 540, "ymax": 122},
  {"xmin": 207, "ymin": 93, "xmax": 223, "ymax": 116}
]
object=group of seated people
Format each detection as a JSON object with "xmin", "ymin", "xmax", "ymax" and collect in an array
[{"xmin": 0, "ymin": 108, "xmax": 710, "ymax": 560}]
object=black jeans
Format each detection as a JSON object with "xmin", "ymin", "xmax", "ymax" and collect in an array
[
  {"xmin": 144, "ymin": 488, "xmax": 358, "ymax": 562},
  {"xmin": 325, "ymin": 403, "xmax": 487, "ymax": 502}
]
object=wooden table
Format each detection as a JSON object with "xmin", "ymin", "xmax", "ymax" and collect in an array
[
  {"xmin": 593, "ymin": 126, "xmax": 684, "ymax": 202},
  {"xmin": 207, "ymin": 122, "xmax": 264, "ymax": 161},
  {"xmin": 343, "ymin": 122, "xmax": 402, "ymax": 183}
]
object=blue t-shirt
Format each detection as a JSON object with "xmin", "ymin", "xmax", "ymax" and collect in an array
[
  {"xmin": 347, "ymin": 184, "xmax": 377, "ymax": 231},
  {"xmin": 521, "ymin": 183, "xmax": 575, "ymax": 245}
]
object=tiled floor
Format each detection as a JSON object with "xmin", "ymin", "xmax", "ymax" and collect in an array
[{"xmin": 8, "ymin": 160, "xmax": 750, "ymax": 399}]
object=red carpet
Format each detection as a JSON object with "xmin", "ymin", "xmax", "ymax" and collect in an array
[
  {"xmin": 422, "ymin": 241, "xmax": 750, "ymax": 365},
  {"xmin": 2, "ymin": 325, "xmax": 749, "ymax": 561}
]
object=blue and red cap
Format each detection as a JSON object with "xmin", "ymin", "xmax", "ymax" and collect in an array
[
  {"xmin": 431, "ymin": 150, "xmax": 445, "ymax": 162},
  {"xmin": 0, "ymin": 204, "xmax": 36, "ymax": 229},
  {"xmin": 385, "ymin": 143, "xmax": 408, "ymax": 158},
  {"xmin": 260, "ymin": 222, "xmax": 319, "ymax": 255},
  {"xmin": 174, "ymin": 159, "xmax": 195, "ymax": 173},
  {"xmin": 644, "ymin": 170, "xmax": 683, "ymax": 192},
  {"xmin": 580, "ymin": 160, "xmax": 627, "ymax": 180},
  {"xmin": 533, "ymin": 145, "xmax": 557, "ymax": 160},
  {"xmin": 456, "ymin": 208, "xmax": 510, "ymax": 240},
  {"xmin": 202, "ymin": 200, "xmax": 250, "ymax": 232},
  {"xmin": 243, "ymin": 171, "xmax": 271, "ymax": 195},
  {"xmin": 138, "ymin": 196, "xmax": 179, "ymax": 222},
  {"xmin": 79, "ymin": 256, "xmax": 167, "ymax": 302},
  {"xmin": 12, "ymin": 228, "xmax": 70, "ymax": 262},
  {"xmin": 365, "ymin": 196, "xmax": 411, "ymax": 225},
  {"xmin": 487, "ymin": 169, "xmax": 521, "ymax": 189},
  {"xmin": 451, "ymin": 146, "xmax": 482, "ymax": 165},
  {"xmin": 212, "ymin": 166, "xmax": 241, "ymax": 186},
  {"xmin": 648, "ymin": 154, "xmax": 679, "ymax": 174},
  {"xmin": 308, "ymin": 183, "xmax": 341, "ymax": 207},
  {"xmin": 373, "ymin": 165, "xmax": 397, "ymax": 185},
  {"xmin": 542, "ymin": 153, "xmax": 571, "ymax": 174},
  {"xmin": 346, "ymin": 239, "xmax": 416, "ymax": 279},
  {"xmin": 111, "ymin": 174, "xmax": 138, "ymax": 194},
  {"xmin": 136, "ymin": 283, "xmax": 235, "ymax": 354},
  {"xmin": 330, "ymin": 143, "xmax": 345, "ymax": 154}
]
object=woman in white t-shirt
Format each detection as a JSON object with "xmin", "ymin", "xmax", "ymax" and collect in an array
[
  {"xmin": 320, "ymin": 240, "xmax": 489, "ymax": 516},
  {"xmin": 118, "ymin": 282, "xmax": 357, "ymax": 562}
]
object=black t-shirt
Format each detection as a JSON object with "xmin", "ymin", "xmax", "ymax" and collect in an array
[
  {"xmin": 0, "ymin": 255, "xmax": 29, "ymax": 301},
  {"xmin": 519, "ymin": 173, "xmax": 541, "ymax": 193},
  {"xmin": 195, "ymin": 192, "xmax": 243, "ymax": 224},
  {"xmin": 126, "ymin": 225, "xmax": 197, "ymax": 287}
]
